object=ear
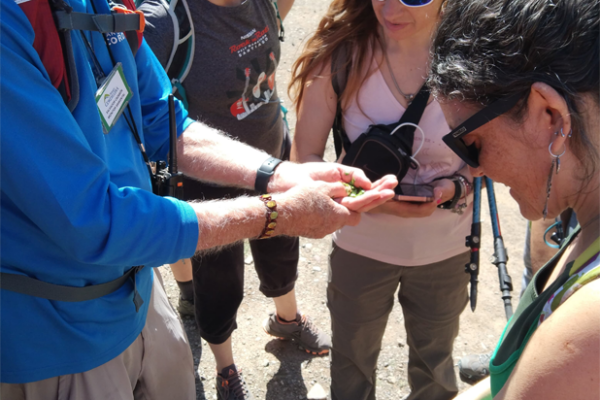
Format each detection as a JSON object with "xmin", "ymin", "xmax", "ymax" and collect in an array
[{"xmin": 529, "ymin": 82, "xmax": 571, "ymax": 156}]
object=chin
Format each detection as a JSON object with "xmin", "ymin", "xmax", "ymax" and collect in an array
[{"xmin": 516, "ymin": 201, "xmax": 543, "ymax": 221}]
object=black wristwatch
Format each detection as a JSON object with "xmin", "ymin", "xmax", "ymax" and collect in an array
[
  {"xmin": 437, "ymin": 178, "xmax": 462, "ymax": 210},
  {"xmin": 255, "ymin": 157, "xmax": 283, "ymax": 194}
]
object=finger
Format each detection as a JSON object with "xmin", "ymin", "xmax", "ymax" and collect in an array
[
  {"xmin": 324, "ymin": 181, "xmax": 352, "ymax": 199},
  {"xmin": 370, "ymin": 175, "xmax": 398, "ymax": 191},
  {"xmin": 341, "ymin": 189, "xmax": 395, "ymax": 212},
  {"xmin": 339, "ymin": 167, "xmax": 373, "ymax": 190}
]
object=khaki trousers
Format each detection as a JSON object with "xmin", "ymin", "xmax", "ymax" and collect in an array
[
  {"xmin": 2, "ymin": 270, "xmax": 196, "ymax": 400},
  {"xmin": 328, "ymin": 243, "xmax": 470, "ymax": 400}
]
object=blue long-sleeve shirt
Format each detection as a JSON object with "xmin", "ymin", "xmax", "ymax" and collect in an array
[{"xmin": 1, "ymin": 0, "xmax": 199, "ymax": 383}]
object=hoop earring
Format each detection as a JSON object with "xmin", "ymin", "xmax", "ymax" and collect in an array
[
  {"xmin": 560, "ymin": 127, "xmax": 572, "ymax": 138},
  {"xmin": 543, "ymin": 142, "xmax": 566, "ymax": 219}
]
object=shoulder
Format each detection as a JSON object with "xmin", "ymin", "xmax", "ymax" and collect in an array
[
  {"xmin": 497, "ymin": 278, "xmax": 599, "ymax": 400},
  {"xmin": 138, "ymin": 0, "xmax": 175, "ymax": 68}
]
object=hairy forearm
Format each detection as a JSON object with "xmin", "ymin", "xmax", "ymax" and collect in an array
[
  {"xmin": 177, "ymin": 121, "xmax": 268, "ymax": 190},
  {"xmin": 190, "ymin": 196, "xmax": 265, "ymax": 252}
]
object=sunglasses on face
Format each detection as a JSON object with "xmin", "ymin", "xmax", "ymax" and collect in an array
[
  {"xmin": 376, "ymin": 0, "xmax": 435, "ymax": 8},
  {"xmin": 442, "ymin": 92, "xmax": 523, "ymax": 168}
]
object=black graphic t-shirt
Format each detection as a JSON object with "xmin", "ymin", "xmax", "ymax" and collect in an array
[{"xmin": 141, "ymin": 0, "xmax": 283, "ymax": 157}]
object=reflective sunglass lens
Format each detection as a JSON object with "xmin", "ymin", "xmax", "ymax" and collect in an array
[{"xmin": 401, "ymin": 0, "xmax": 434, "ymax": 6}]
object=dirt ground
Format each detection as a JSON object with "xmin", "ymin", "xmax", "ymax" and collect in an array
[{"xmin": 159, "ymin": 1, "xmax": 529, "ymax": 398}]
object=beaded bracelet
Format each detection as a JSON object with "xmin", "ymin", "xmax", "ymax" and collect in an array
[{"xmin": 257, "ymin": 194, "xmax": 278, "ymax": 239}]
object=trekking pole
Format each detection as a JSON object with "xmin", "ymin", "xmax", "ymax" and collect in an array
[
  {"xmin": 484, "ymin": 176, "xmax": 514, "ymax": 320},
  {"xmin": 465, "ymin": 177, "xmax": 482, "ymax": 312}
]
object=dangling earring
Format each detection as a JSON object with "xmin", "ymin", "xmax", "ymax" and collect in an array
[{"xmin": 543, "ymin": 142, "xmax": 567, "ymax": 219}]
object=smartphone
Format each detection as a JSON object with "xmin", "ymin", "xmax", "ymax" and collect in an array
[{"xmin": 393, "ymin": 184, "xmax": 434, "ymax": 203}]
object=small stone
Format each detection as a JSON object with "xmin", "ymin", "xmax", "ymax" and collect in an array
[
  {"xmin": 307, "ymin": 383, "xmax": 327, "ymax": 400},
  {"xmin": 244, "ymin": 255, "xmax": 253, "ymax": 265},
  {"xmin": 300, "ymin": 257, "xmax": 308, "ymax": 263},
  {"xmin": 305, "ymin": 243, "xmax": 313, "ymax": 250},
  {"xmin": 387, "ymin": 377, "xmax": 396, "ymax": 384},
  {"xmin": 312, "ymin": 266, "xmax": 322, "ymax": 272},
  {"xmin": 263, "ymin": 360, "xmax": 270, "ymax": 367}
]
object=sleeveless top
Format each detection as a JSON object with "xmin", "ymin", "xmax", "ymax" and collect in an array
[
  {"xmin": 332, "ymin": 64, "xmax": 472, "ymax": 266},
  {"xmin": 489, "ymin": 227, "xmax": 600, "ymax": 396}
]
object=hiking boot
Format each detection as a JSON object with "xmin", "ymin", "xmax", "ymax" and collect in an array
[
  {"xmin": 216, "ymin": 364, "xmax": 253, "ymax": 400},
  {"xmin": 458, "ymin": 352, "xmax": 492, "ymax": 384},
  {"xmin": 177, "ymin": 297, "xmax": 195, "ymax": 318},
  {"xmin": 263, "ymin": 312, "xmax": 331, "ymax": 355}
]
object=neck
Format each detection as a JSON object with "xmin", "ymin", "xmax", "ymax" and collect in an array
[
  {"xmin": 380, "ymin": 28, "xmax": 434, "ymax": 58},
  {"xmin": 572, "ymin": 180, "xmax": 600, "ymax": 241}
]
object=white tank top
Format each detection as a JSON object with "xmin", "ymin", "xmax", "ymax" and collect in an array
[{"xmin": 332, "ymin": 66, "xmax": 473, "ymax": 266}]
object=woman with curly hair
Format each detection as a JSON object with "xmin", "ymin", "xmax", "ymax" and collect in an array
[{"xmin": 428, "ymin": 0, "xmax": 599, "ymax": 399}]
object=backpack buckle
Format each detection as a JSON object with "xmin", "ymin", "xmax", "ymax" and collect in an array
[{"xmin": 112, "ymin": 5, "xmax": 145, "ymax": 33}]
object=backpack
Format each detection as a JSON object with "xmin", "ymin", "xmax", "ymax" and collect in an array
[
  {"xmin": 138, "ymin": 0, "xmax": 285, "ymax": 110},
  {"xmin": 17, "ymin": 0, "xmax": 144, "ymax": 112},
  {"xmin": 6, "ymin": 0, "xmax": 148, "ymax": 309}
]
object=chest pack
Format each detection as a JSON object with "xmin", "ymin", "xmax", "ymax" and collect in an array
[
  {"xmin": 3, "ymin": 0, "xmax": 147, "ymax": 310},
  {"xmin": 141, "ymin": 0, "xmax": 285, "ymax": 109},
  {"xmin": 330, "ymin": 44, "xmax": 430, "ymax": 188}
]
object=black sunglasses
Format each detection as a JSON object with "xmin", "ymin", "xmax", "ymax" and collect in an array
[{"xmin": 442, "ymin": 92, "xmax": 523, "ymax": 168}]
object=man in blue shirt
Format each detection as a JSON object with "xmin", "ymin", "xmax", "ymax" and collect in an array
[{"xmin": 0, "ymin": 0, "xmax": 396, "ymax": 398}]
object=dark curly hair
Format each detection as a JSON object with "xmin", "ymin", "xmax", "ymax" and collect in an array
[{"xmin": 428, "ymin": 0, "xmax": 599, "ymax": 178}]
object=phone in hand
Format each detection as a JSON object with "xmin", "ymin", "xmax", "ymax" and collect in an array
[{"xmin": 393, "ymin": 184, "xmax": 434, "ymax": 203}]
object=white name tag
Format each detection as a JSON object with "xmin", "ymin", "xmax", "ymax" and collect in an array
[{"xmin": 95, "ymin": 63, "xmax": 133, "ymax": 134}]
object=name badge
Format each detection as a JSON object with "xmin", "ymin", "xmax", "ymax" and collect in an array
[{"xmin": 95, "ymin": 63, "xmax": 133, "ymax": 134}]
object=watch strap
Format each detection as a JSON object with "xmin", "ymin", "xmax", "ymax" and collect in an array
[{"xmin": 255, "ymin": 157, "xmax": 283, "ymax": 194}]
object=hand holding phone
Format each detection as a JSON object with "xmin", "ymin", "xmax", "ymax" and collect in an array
[{"xmin": 393, "ymin": 184, "xmax": 434, "ymax": 203}]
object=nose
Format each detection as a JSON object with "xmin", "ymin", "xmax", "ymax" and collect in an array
[{"xmin": 469, "ymin": 165, "xmax": 485, "ymax": 177}]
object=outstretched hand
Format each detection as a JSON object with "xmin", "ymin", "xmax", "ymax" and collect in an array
[
  {"xmin": 273, "ymin": 180, "xmax": 362, "ymax": 239},
  {"xmin": 268, "ymin": 162, "xmax": 397, "ymax": 213}
]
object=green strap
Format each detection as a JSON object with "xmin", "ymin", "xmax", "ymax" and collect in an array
[
  {"xmin": 54, "ymin": 10, "xmax": 142, "ymax": 33},
  {"xmin": 273, "ymin": 1, "xmax": 284, "ymax": 41}
]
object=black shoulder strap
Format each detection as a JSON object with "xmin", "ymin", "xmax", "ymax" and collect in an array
[
  {"xmin": 331, "ymin": 43, "xmax": 352, "ymax": 159},
  {"xmin": 391, "ymin": 84, "xmax": 430, "ymax": 146}
]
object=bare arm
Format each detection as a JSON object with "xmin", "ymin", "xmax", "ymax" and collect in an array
[
  {"xmin": 177, "ymin": 121, "xmax": 395, "ymax": 252},
  {"xmin": 454, "ymin": 377, "xmax": 492, "ymax": 400},
  {"xmin": 493, "ymin": 279, "xmax": 600, "ymax": 400},
  {"xmin": 177, "ymin": 122, "xmax": 267, "ymax": 190},
  {"xmin": 275, "ymin": 0, "xmax": 294, "ymax": 21},
  {"xmin": 291, "ymin": 62, "xmax": 338, "ymax": 164}
]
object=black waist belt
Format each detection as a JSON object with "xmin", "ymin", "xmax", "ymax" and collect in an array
[{"xmin": 0, "ymin": 266, "xmax": 145, "ymax": 311}]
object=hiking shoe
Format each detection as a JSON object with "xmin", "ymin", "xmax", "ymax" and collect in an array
[
  {"xmin": 216, "ymin": 364, "xmax": 253, "ymax": 400},
  {"xmin": 458, "ymin": 352, "xmax": 492, "ymax": 384},
  {"xmin": 263, "ymin": 312, "xmax": 331, "ymax": 355},
  {"xmin": 177, "ymin": 297, "xmax": 195, "ymax": 318}
]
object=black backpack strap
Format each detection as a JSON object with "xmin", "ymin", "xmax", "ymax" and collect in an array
[
  {"xmin": 391, "ymin": 84, "xmax": 430, "ymax": 148},
  {"xmin": 1, "ymin": 266, "xmax": 145, "ymax": 311},
  {"xmin": 54, "ymin": 10, "xmax": 144, "ymax": 33},
  {"xmin": 331, "ymin": 44, "xmax": 352, "ymax": 159}
]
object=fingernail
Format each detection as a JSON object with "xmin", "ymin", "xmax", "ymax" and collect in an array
[{"xmin": 437, "ymin": 199, "xmax": 442, "ymax": 204}]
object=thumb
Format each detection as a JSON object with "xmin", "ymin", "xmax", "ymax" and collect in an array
[{"xmin": 324, "ymin": 181, "xmax": 351, "ymax": 199}]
